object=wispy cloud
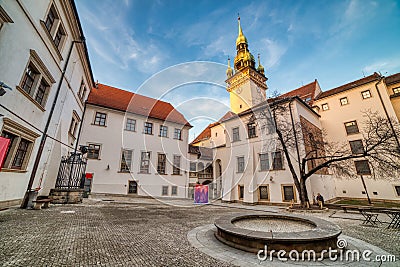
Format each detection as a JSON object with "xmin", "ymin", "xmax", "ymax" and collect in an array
[
  {"xmin": 363, "ymin": 57, "xmax": 400, "ymax": 75},
  {"xmin": 78, "ymin": 1, "xmax": 167, "ymax": 74}
]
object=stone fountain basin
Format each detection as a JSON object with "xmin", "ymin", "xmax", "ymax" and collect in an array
[{"xmin": 214, "ymin": 213, "xmax": 342, "ymax": 254}]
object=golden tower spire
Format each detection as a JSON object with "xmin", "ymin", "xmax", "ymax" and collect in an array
[
  {"xmin": 226, "ymin": 56, "xmax": 233, "ymax": 78},
  {"xmin": 236, "ymin": 14, "xmax": 247, "ymax": 48},
  {"xmin": 257, "ymin": 53, "xmax": 265, "ymax": 75},
  {"xmin": 234, "ymin": 15, "xmax": 254, "ymax": 71}
]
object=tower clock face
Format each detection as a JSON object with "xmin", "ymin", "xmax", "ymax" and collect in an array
[{"xmin": 235, "ymin": 87, "xmax": 243, "ymax": 94}]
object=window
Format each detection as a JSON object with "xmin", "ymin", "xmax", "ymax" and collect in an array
[
  {"xmin": 17, "ymin": 50, "xmax": 55, "ymax": 110},
  {"xmin": 190, "ymin": 162, "xmax": 196, "ymax": 172},
  {"xmin": 94, "ymin": 112, "xmax": 107, "ymax": 126},
  {"xmin": 69, "ymin": 117, "xmax": 78, "ymax": 137},
  {"xmin": 340, "ymin": 97, "xmax": 348, "ymax": 106},
  {"xmin": 189, "ymin": 162, "xmax": 197, "ymax": 178},
  {"xmin": 157, "ymin": 153, "xmax": 166, "ymax": 174},
  {"xmin": 53, "ymin": 24, "xmax": 65, "ymax": 49},
  {"xmin": 42, "ymin": 4, "xmax": 66, "ymax": 53},
  {"xmin": 87, "ymin": 144, "xmax": 101, "ymax": 159},
  {"xmin": 355, "ymin": 160, "xmax": 371, "ymax": 175},
  {"xmin": 11, "ymin": 139, "xmax": 31, "ymax": 169},
  {"xmin": 140, "ymin": 152, "xmax": 151, "ymax": 173},
  {"xmin": 237, "ymin": 156, "xmax": 245, "ymax": 173},
  {"xmin": 174, "ymin": 128, "xmax": 182, "ymax": 140},
  {"xmin": 78, "ymin": 81, "xmax": 88, "ymax": 102},
  {"xmin": 321, "ymin": 103, "xmax": 329, "ymax": 111},
  {"xmin": 259, "ymin": 186, "xmax": 269, "ymax": 200},
  {"xmin": 159, "ymin": 125, "xmax": 168, "ymax": 137},
  {"xmin": 361, "ymin": 90, "xmax": 371, "ymax": 99},
  {"xmin": 272, "ymin": 151, "xmax": 283, "ymax": 170},
  {"xmin": 125, "ymin": 119, "xmax": 136, "ymax": 131},
  {"xmin": 1, "ymin": 119, "xmax": 39, "ymax": 171},
  {"xmin": 171, "ymin": 186, "xmax": 178, "ymax": 196},
  {"xmin": 238, "ymin": 185, "xmax": 244, "ymax": 199},
  {"xmin": 395, "ymin": 186, "xmax": 400, "ymax": 197},
  {"xmin": 44, "ymin": 6, "xmax": 56, "ymax": 32},
  {"xmin": 349, "ymin": 140, "xmax": 363, "ymax": 154},
  {"xmin": 344, "ymin": 121, "xmax": 359, "ymax": 135},
  {"xmin": 259, "ymin": 153, "xmax": 269, "ymax": 171},
  {"xmin": 232, "ymin": 127, "xmax": 240, "ymax": 142},
  {"xmin": 305, "ymin": 97, "xmax": 312, "ymax": 103},
  {"xmin": 282, "ymin": 185, "xmax": 295, "ymax": 202},
  {"xmin": 120, "ymin": 149, "xmax": 133, "ymax": 172},
  {"xmin": 393, "ymin": 87, "xmax": 400, "ymax": 95},
  {"xmin": 21, "ymin": 64, "xmax": 38, "ymax": 94},
  {"xmin": 144, "ymin": 122, "xmax": 153, "ymax": 135},
  {"xmin": 247, "ymin": 122, "xmax": 256, "ymax": 138},
  {"xmin": 35, "ymin": 79, "xmax": 49, "ymax": 105},
  {"xmin": 128, "ymin": 181, "xmax": 137, "ymax": 194},
  {"xmin": 162, "ymin": 186, "xmax": 169, "ymax": 196},
  {"xmin": 173, "ymin": 155, "xmax": 181, "ymax": 175}
]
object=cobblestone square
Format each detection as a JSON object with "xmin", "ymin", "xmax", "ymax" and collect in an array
[{"xmin": 0, "ymin": 197, "xmax": 399, "ymax": 266}]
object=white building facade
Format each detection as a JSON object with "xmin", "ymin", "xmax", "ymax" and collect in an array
[
  {"xmin": 0, "ymin": 0, "xmax": 94, "ymax": 208},
  {"xmin": 80, "ymin": 83, "xmax": 191, "ymax": 198},
  {"xmin": 193, "ymin": 18, "xmax": 400, "ymax": 204}
]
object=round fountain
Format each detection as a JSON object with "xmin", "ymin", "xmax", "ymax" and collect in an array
[{"xmin": 214, "ymin": 213, "xmax": 341, "ymax": 255}]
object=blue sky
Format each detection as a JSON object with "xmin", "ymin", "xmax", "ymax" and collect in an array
[{"xmin": 75, "ymin": 0, "xmax": 400, "ymax": 141}]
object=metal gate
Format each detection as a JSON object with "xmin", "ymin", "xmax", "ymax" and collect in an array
[{"xmin": 55, "ymin": 153, "xmax": 87, "ymax": 189}]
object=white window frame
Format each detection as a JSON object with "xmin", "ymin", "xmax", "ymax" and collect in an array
[
  {"xmin": 17, "ymin": 50, "xmax": 56, "ymax": 111},
  {"xmin": 0, "ymin": 118, "xmax": 39, "ymax": 171},
  {"xmin": 41, "ymin": 3, "xmax": 67, "ymax": 56},
  {"xmin": 120, "ymin": 149, "xmax": 133, "ymax": 172},
  {"xmin": 340, "ymin": 97, "xmax": 349, "ymax": 106},
  {"xmin": 361, "ymin": 90, "xmax": 372, "ymax": 99}
]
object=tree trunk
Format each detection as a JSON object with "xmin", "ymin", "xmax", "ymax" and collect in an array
[{"xmin": 299, "ymin": 178, "xmax": 310, "ymax": 208}]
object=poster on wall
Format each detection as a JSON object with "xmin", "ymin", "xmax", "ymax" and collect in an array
[{"xmin": 194, "ymin": 184, "xmax": 209, "ymax": 204}]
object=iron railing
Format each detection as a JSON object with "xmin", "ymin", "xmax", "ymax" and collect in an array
[{"xmin": 55, "ymin": 153, "xmax": 87, "ymax": 189}]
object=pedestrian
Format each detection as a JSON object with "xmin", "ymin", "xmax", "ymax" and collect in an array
[{"xmin": 316, "ymin": 193, "xmax": 324, "ymax": 209}]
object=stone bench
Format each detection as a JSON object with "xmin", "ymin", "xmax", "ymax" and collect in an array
[{"xmin": 33, "ymin": 198, "xmax": 51, "ymax": 210}]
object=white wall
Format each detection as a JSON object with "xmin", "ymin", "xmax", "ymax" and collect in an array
[
  {"xmin": 80, "ymin": 105, "xmax": 189, "ymax": 198},
  {"xmin": 0, "ymin": 0, "xmax": 93, "ymax": 205}
]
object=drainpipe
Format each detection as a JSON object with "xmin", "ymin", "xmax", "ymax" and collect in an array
[
  {"xmin": 374, "ymin": 75, "xmax": 400, "ymax": 151},
  {"xmin": 21, "ymin": 38, "xmax": 85, "ymax": 208}
]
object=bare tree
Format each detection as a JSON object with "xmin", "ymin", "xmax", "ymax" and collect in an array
[{"xmin": 265, "ymin": 97, "xmax": 400, "ymax": 207}]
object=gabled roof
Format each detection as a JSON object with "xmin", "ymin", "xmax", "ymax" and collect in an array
[
  {"xmin": 316, "ymin": 73, "xmax": 381, "ymax": 100},
  {"xmin": 191, "ymin": 111, "xmax": 237, "ymax": 144},
  {"xmin": 281, "ymin": 80, "xmax": 319, "ymax": 105},
  {"xmin": 87, "ymin": 83, "xmax": 191, "ymax": 127},
  {"xmin": 385, "ymin": 73, "xmax": 400, "ymax": 86}
]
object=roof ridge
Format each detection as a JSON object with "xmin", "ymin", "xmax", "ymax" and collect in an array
[{"xmin": 96, "ymin": 83, "xmax": 173, "ymax": 106}]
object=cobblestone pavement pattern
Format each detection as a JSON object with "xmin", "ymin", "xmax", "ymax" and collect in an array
[{"xmin": 0, "ymin": 197, "xmax": 399, "ymax": 266}]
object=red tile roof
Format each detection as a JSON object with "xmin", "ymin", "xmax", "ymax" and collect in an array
[
  {"xmin": 190, "ymin": 122, "xmax": 218, "ymax": 144},
  {"xmin": 316, "ymin": 73, "xmax": 380, "ymax": 100},
  {"xmin": 281, "ymin": 80, "xmax": 318, "ymax": 105},
  {"xmin": 191, "ymin": 111, "xmax": 237, "ymax": 144},
  {"xmin": 385, "ymin": 72, "xmax": 400, "ymax": 85},
  {"xmin": 87, "ymin": 83, "xmax": 191, "ymax": 127}
]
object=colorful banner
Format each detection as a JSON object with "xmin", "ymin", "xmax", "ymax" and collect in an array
[
  {"xmin": 0, "ymin": 137, "xmax": 11, "ymax": 171},
  {"xmin": 194, "ymin": 184, "xmax": 208, "ymax": 204}
]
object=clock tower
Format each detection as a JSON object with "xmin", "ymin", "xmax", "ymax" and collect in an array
[{"xmin": 226, "ymin": 16, "xmax": 268, "ymax": 114}]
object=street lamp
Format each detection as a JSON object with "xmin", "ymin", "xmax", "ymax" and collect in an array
[{"xmin": 0, "ymin": 81, "xmax": 12, "ymax": 96}]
